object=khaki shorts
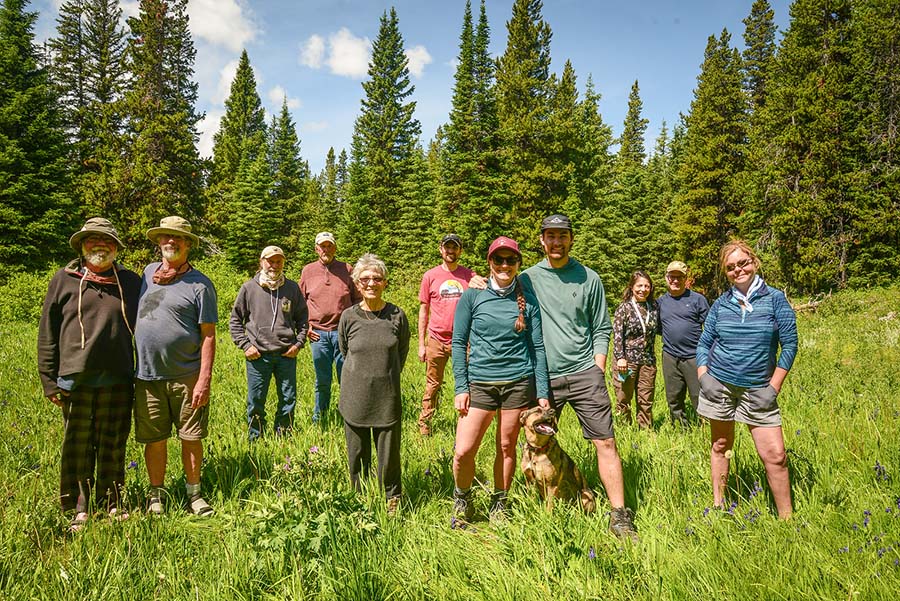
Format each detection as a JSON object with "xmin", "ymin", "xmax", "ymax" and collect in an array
[
  {"xmin": 697, "ymin": 372, "xmax": 781, "ymax": 427},
  {"xmin": 134, "ymin": 374, "xmax": 209, "ymax": 442}
]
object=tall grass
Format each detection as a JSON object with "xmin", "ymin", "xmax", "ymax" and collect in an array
[{"xmin": 1, "ymin": 262, "xmax": 898, "ymax": 600}]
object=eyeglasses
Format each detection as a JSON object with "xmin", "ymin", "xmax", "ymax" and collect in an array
[
  {"xmin": 490, "ymin": 255, "xmax": 520, "ymax": 267},
  {"xmin": 359, "ymin": 277, "xmax": 384, "ymax": 285},
  {"xmin": 725, "ymin": 258, "xmax": 753, "ymax": 273},
  {"xmin": 84, "ymin": 235, "xmax": 112, "ymax": 244},
  {"xmin": 666, "ymin": 273, "xmax": 685, "ymax": 281}
]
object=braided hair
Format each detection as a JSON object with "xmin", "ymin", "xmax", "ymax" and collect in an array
[{"xmin": 514, "ymin": 278, "xmax": 527, "ymax": 333}]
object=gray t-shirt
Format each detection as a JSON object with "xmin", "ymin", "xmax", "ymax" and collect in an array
[{"xmin": 135, "ymin": 263, "xmax": 218, "ymax": 380}]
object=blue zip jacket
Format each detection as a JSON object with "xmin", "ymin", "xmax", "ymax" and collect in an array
[
  {"xmin": 452, "ymin": 283, "xmax": 550, "ymax": 398},
  {"xmin": 696, "ymin": 282, "xmax": 798, "ymax": 388}
]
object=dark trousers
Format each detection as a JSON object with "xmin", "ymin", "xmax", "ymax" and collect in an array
[
  {"xmin": 343, "ymin": 420, "xmax": 402, "ymax": 499},
  {"xmin": 613, "ymin": 363, "xmax": 657, "ymax": 429},
  {"xmin": 662, "ymin": 351, "xmax": 700, "ymax": 426},
  {"xmin": 60, "ymin": 383, "xmax": 133, "ymax": 513}
]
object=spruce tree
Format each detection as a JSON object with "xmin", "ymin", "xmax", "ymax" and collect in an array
[
  {"xmin": 0, "ymin": 0, "xmax": 74, "ymax": 277},
  {"xmin": 342, "ymin": 7, "xmax": 421, "ymax": 263},
  {"xmin": 742, "ymin": 0, "xmax": 777, "ymax": 112},
  {"xmin": 672, "ymin": 30, "xmax": 748, "ymax": 293},
  {"xmin": 225, "ymin": 137, "xmax": 273, "ymax": 273},
  {"xmin": 494, "ymin": 0, "xmax": 557, "ymax": 244},
  {"xmin": 49, "ymin": 0, "xmax": 128, "ymax": 222},
  {"xmin": 753, "ymin": 0, "xmax": 855, "ymax": 291},
  {"xmin": 117, "ymin": 0, "xmax": 204, "ymax": 258},
  {"xmin": 617, "ymin": 80, "xmax": 648, "ymax": 169},
  {"xmin": 268, "ymin": 97, "xmax": 306, "ymax": 252}
]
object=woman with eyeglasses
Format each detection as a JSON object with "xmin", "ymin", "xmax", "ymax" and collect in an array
[
  {"xmin": 612, "ymin": 270, "xmax": 660, "ymax": 429},
  {"xmin": 696, "ymin": 240, "xmax": 798, "ymax": 518},
  {"xmin": 450, "ymin": 236, "xmax": 550, "ymax": 523},
  {"xmin": 337, "ymin": 254, "xmax": 410, "ymax": 515}
]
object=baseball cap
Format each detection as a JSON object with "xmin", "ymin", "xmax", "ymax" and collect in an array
[
  {"xmin": 487, "ymin": 236, "xmax": 522, "ymax": 260},
  {"xmin": 441, "ymin": 233, "xmax": 463, "ymax": 248},
  {"xmin": 666, "ymin": 261, "xmax": 688, "ymax": 275},
  {"xmin": 260, "ymin": 245, "xmax": 285, "ymax": 259},
  {"xmin": 315, "ymin": 232, "xmax": 336, "ymax": 245},
  {"xmin": 540, "ymin": 214, "xmax": 573, "ymax": 232}
]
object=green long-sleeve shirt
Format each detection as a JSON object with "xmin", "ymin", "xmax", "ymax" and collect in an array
[
  {"xmin": 520, "ymin": 258, "xmax": 612, "ymax": 379},
  {"xmin": 451, "ymin": 283, "xmax": 550, "ymax": 398}
]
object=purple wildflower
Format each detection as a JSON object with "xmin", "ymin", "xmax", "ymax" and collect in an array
[
  {"xmin": 864, "ymin": 510, "xmax": 871, "ymax": 528},
  {"xmin": 727, "ymin": 501, "xmax": 738, "ymax": 515},
  {"xmin": 839, "ymin": 546, "xmax": 849, "ymax": 553},
  {"xmin": 309, "ymin": 446, "xmax": 319, "ymax": 454},
  {"xmin": 424, "ymin": 468, "xmax": 432, "ymax": 477},
  {"xmin": 127, "ymin": 460, "xmax": 138, "ymax": 470},
  {"xmin": 703, "ymin": 507, "xmax": 711, "ymax": 517},
  {"xmin": 588, "ymin": 547, "xmax": 596, "ymax": 560}
]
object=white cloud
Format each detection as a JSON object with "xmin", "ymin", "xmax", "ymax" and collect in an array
[
  {"xmin": 326, "ymin": 28, "xmax": 371, "ymax": 78},
  {"xmin": 299, "ymin": 34, "xmax": 325, "ymax": 69},
  {"xmin": 197, "ymin": 109, "xmax": 224, "ymax": 158},
  {"xmin": 303, "ymin": 121, "xmax": 329, "ymax": 133},
  {"xmin": 187, "ymin": 0, "xmax": 258, "ymax": 53},
  {"xmin": 214, "ymin": 59, "xmax": 240, "ymax": 105},
  {"xmin": 405, "ymin": 45, "xmax": 432, "ymax": 78},
  {"xmin": 268, "ymin": 86, "xmax": 301, "ymax": 110}
]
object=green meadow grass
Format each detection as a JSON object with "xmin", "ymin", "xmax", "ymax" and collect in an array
[{"xmin": 1, "ymin": 260, "xmax": 898, "ymax": 600}]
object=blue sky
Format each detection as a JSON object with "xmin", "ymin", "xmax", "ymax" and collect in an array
[{"xmin": 34, "ymin": 1, "xmax": 792, "ymax": 173}]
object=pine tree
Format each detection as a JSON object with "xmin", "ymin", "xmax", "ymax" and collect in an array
[
  {"xmin": 753, "ymin": 0, "xmax": 856, "ymax": 291},
  {"xmin": 742, "ymin": 0, "xmax": 777, "ymax": 112},
  {"xmin": 225, "ymin": 137, "xmax": 273, "ymax": 273},
  {"xmin": 617, "ymin": 80, "xmax": 648, "ymax": 169},
  {"xmin": 672, "ymin": 30, "xmax": 748, "ymax": 293},
  {"xmin": 116, "ymin": 0, "xmax": 204, "ymax": 258},
  {"xmin": 342, "ymin": 8, "xmax": 421, "ymax": 262},
  {"xmin": 0, "ymin": 0, "xmax": 74, "ymax": 277}
]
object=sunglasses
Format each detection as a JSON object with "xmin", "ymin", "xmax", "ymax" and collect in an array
[
  {"xmin": 725, "ymin": 258, "xmax": 753, "ymax": 273},
  {"xmin": 490, "ymin": 255, "xmax": 520, "ymax": 267}
]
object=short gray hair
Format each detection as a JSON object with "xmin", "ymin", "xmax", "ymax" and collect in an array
[{"xmin": 351, "ymin": 253, "xmax": 388, "ymax": 282}]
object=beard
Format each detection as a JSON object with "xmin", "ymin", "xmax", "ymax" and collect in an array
[
  {"xmin": 83, "ymin": 248, "xmax": 115, "ymax": 270},
  {"xmin": 161, "ymin": 245, "xmax": 183, "ymax": 261},
  {"xmin": 263, "ymin": 267, "xmax": 283, "ymax": 280}
]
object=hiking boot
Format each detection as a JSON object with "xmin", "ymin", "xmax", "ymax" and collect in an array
[
  {"xmin": 489, "ymin": 493, "xmax": 509, "ymax": 523},
  {"xmin": 609, "ymin": 506, "xmax": 638, "ymax": 540},
  {"xmin": 452, "ymin": 489, "xmax": 475, "ymax": 522},
  {"xmin": 386, "ymin": 496, "xmax": 400, "ymax": 516}
]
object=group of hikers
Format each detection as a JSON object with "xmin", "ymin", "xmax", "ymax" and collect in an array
[{"xmin": 38, "ymin": 212, "xmax": 797, "ymax": 535}]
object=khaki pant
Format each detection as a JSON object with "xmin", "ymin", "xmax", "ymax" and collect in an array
[
  {"xmin": 418, "ymin": 335, "xmax": 452, "ymax": 431},
  {"xmin": 613, "ymin": 363, "xmax": 657, "ymax": 429}
]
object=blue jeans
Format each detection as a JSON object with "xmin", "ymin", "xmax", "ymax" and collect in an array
[
  {"xmin": 310, "ymin": 329, "xmax": 344, "ymax": 422},
  {"xmin": 246, "ymin": 353, "xmax": 297, "ymax": 440}
]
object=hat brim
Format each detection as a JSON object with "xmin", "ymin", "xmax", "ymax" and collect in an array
[
  {"xmin": 666, "ymin": 269, "xmax": 687, "ymax": 276},
  {"xmin": 147, "ymin": 227, "xmax": 200, "ymax": 246},
  {"xmin": 69, "ymin": 231, "xmax": 126, "ymax": 252}
]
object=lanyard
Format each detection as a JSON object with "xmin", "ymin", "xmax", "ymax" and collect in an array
[{"xmin": 630, "ymin": 298, "xmax": 648, "ymax": 337}]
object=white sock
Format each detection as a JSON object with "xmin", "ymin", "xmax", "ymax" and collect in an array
[{"xmin": 186, "ymin": 482, "xmax": 201, "ymax": 497}]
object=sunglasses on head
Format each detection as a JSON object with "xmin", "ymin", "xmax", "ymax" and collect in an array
[{"xmin": 490, "ymin": 254, "xmax": 520, "ymax": 267}]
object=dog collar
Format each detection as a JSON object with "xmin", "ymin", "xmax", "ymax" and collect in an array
[{"xmin": 526, "ymin": 440, "xmax": 553, "ymax": 453}]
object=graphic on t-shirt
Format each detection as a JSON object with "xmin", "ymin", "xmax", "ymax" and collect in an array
[{"xmin": 439, "ymin": 279, "xmax": 465, "ymax": 300}]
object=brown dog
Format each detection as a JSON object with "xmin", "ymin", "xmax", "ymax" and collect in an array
[{"xmin": 520, "ymin": 406, "xmax": 596, "ymax": 513}]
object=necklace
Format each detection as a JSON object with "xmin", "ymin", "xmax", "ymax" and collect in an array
[{"xmin": 360, "ymin": 302, "xmax": 385, "ymax": 321}]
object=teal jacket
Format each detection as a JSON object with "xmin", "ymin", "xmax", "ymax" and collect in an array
[{"xmin": 451, "ymin": 282, "xmax": 550, "ymax": 398}]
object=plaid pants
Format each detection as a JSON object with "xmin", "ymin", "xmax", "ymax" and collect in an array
[{"xmin": 60, "ymin": 382, "xmax": 133, "ymax": 513}]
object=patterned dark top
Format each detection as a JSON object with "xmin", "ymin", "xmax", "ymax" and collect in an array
[{"xmin": 612, "ymin": 299, "xmax": 660, "ymax": 366}]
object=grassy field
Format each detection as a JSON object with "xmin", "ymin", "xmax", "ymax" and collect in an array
[{"xmin": 1, "ymin": 259, "xmax": 899, "ymax": 600}]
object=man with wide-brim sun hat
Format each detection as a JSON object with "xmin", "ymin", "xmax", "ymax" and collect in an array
[
  {"xmin": 134, "ymin": 215, "xmax": 218, "ymax": 517},
  {"xmin": 38, "ymin": 217, "xmax": 141, "ymax": 531}
]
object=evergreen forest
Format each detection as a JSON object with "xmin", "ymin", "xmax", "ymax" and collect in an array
[{"xmin": 2, "ymin": 0, "xmax": 898, "ymax": 298}]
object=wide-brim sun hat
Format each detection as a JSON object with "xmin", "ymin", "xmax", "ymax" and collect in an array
[
  {"xmin": 487, "ymin": 236, "xmax": 522, "ymax": 261},
  {"xmin": 146, "ymin": 215, "xmax": 200, "ymax": 246},
  {"xmin": 69, "ymin": 217, "xmax": 126, "ymax": 252}
]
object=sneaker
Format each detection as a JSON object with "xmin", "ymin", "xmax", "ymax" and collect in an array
[
  {"xmin": 452, "ymin": 489, "xmax": 475, "ymax": 522},
  {"xmin": 386, "ymin": 496, "xmax": 400, "ymax": 516},
  {"xmin": 609, "ymin": 506, "xmax": 638, "ymax": 540}
]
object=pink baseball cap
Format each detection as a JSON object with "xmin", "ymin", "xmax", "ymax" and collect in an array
[{"xmin": 487, "ymin": 236, "xmax": 522, "ymax": 260}]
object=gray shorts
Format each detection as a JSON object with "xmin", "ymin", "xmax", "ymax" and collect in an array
[
  {"xmin": 549, "ymin": 366, "xmax": 614, "ymax": 440},
  {"xmin": 469, "ymin": 376, "xmax": 535, "ymax": 411},
  {"xmin": 134, "ymin": 374, "xmax": 209, "ymax": 442},
  {"xmin": 697, "ymin": 372, "xmax": 781, "ymax": 427}
]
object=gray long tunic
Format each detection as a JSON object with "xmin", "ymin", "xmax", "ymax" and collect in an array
[{"xmin": 337, "ymin": 303, "xmax": 410, "ymax": 427}]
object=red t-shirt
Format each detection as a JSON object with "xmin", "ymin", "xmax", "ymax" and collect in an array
[
  {"xmin": 300, "ymin": 260, "xmax": 360, "ymax": 331},
  {"xmin": 418, "ymin": 264, "xmax": 474, "ymax": 344}
]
